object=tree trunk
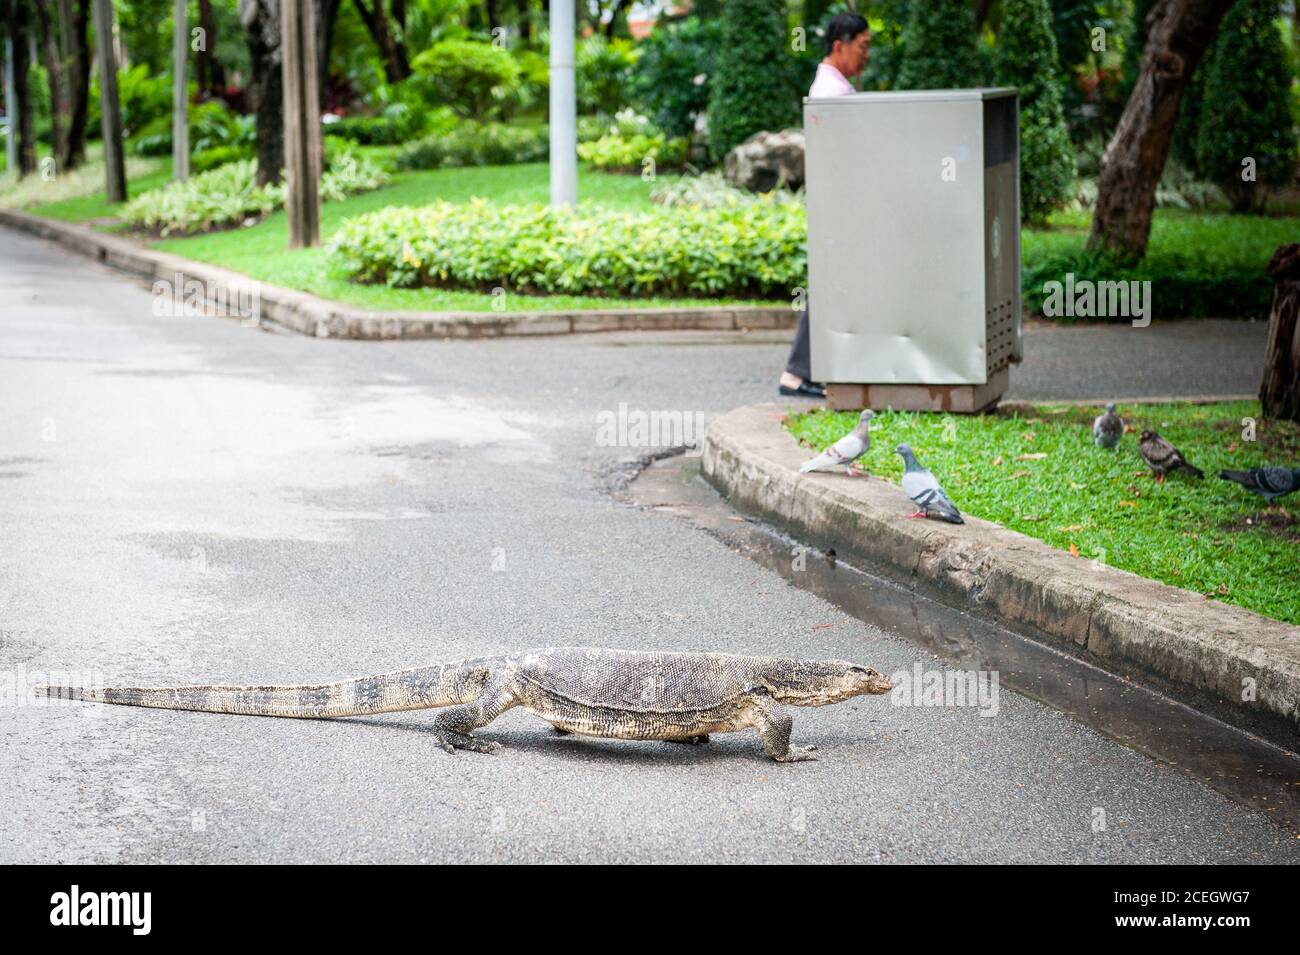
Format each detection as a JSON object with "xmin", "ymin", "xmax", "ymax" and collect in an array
[
  {"xmin": 281, "ymin": 0, "xmax": 322, "ymax": 247},
  {"xmin": 59, "ymin": 0, "xmax": 90, "ymax": 169},
  {"xmin": 1260, "ymin": 244, "xmax": 1300, "ymax": 422},
  {"xmin": 12, "ymin": 3, "xmax": 38, "ymax": 176},
  {"xmin": 350, "ymin": 0, "xmax": 409, "ymax": 83},
  {"xmin": 91, "ymin": 0, "xmax": 126, "ymax": 200},
  {"xmin": 241, "ymin": 0, "xmax": 283, "ymax": 185},
  {"xmin": 33, "ymin": 0, "xmax": 67, "ymax": 169},
  {"xmin": 316, "ymin": 0, "xmax": 342, "ymax": 103},
  {"xmin": 196, "ymin": 0, "xmax": 227, "ymax": 96},
  {"xmin": 1086, "ymin": 0, "xmax": 1234, "ymax": 262}
]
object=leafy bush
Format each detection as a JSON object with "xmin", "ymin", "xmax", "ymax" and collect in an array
[
  {"xmin": 121, "ymin": 147, "xmax": 388, "ymax": 235},
  {"xmin": 707, "ymin": 0, "xmax": 802, "ymax": 162},
  {"xmin": 896, "ymin": 0, "xmax": 989, "ymax": 89},
  {"xmin": 323, "ymin": 101, "xmax": 435, "ymax": 145},
  {"xmin": 629, "ymin": 16, "xmax": 722, "ymax": 139},
  {"xmin": 121, "ymin": 159, "xmax": 279, "ymax": 234},
  {"xmin": 577, "ymin": 35, "xmax": 639, "ymax": 116},
  {"xmin": 579, "ymin": 131, "xmax": 688, "ymax": 172},
  {"xmin": 650, "ymin": 172, "xmax": 758, "ymax": 208},
  {"xmin": 192, "ymin": 145, "xmax": 251, "ymax": 173},
  {"xmin": 994, "ymin": 0, "xmax": 1076, "ymax": 223},
  {"xmin": 329, "ymin": 197, "xmax": 807, "ymax": 297},
  {"xmin": 577, "ymin": 111, "xmax": 687, "ymax": 172},
  {"xmin": 395, "ymin": 121, "xmax": 550, "ymax": 169},
  {"xmin": 131, "ymin": 101, "xmax": 255, "ymax": 158},
  {"xmin": 410, "ymin": 40, "xmax": 522, "ymax": 119},
  {"xmin": 1194, "ymin": 0, "xmax": 1297, "ymax": 212}
]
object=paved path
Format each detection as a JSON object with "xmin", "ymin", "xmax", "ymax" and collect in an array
[{"xmin": 0, "ymin": 229, "xmax": 1290, "ymax": 863}]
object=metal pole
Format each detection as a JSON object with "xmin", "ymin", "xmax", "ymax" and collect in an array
[
  {"xmin": 4, "ymin": 36, "xmax": 16, "ymax": 176},
  {"xmin": 548, "ymin": 0, "xmax": 576, "ymax": 207},
  {"xmin": 172, "ymin": 0, "xmax": 189, "ymax": 180}
]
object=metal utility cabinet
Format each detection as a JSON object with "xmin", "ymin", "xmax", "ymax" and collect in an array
[{"xmin": 803, "ymin": 88, "xmax": 1021, "ymax": 412}]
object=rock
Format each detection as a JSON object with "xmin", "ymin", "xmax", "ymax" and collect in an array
[{"xmin": 723, "ymin": 129, "xmax": 805, "ymax": 193}]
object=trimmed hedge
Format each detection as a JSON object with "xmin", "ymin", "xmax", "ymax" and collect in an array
[
  {"xmin": 330, "ymin": 197, "xmax": 1283, "ymax": 315},
  {"xmin": 329, "ymin": 198, "xmax": 806, "ymax": 297},
  {"xmin": 395, "ymin": 122, "xmax": 550, "ymax": 170}
]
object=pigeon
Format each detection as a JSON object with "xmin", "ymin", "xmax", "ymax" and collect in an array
[
  {"xmin": 1093, "ymin": 403, "xmax": 1124, "ymax": 449},
  {"xmin": 1137, "ymin": 429, "xmax": 1204, "ymax": 481},
  {"xmin": 1218, "ymin": 466, "xmax": 1300, "ymax": 505},
  {"xmin": 894, "ymin": 444, "xmax": 964, "ymax": 524},
  {"xmin": 799, "ymin": 410, "xmax": 873, "ymax": 476}
]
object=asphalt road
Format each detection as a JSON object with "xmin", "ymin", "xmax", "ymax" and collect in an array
[{"xmin": 1, "ymin": 228, "xmax": 1292, "ymax": 864}]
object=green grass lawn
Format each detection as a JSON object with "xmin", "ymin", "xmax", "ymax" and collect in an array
[
  {"xmin": 14, "ymin": 155, "xmax": 1298, "ymax": 316},
  {"xmin": 28, "ymin": 162, "xmax": 769, "ymax": 312},
  {"xmin": 787, "ymin": 401, "xmax": 1300, "ymax": 625}
]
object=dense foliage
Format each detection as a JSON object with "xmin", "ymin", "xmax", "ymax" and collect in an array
[
  {"xmin": 1194, "ymin": 0, "xmax": 1298, "ymax": 212},
  {"xmin": 628, "ymin": 17, "xmax": 723, "ymax": 138},
  {"xmin": 895, "ymin": 0, "xmax": 989, "ymax": 89},
  {"xmin": 121, "ymin": 147, "xmax": 388, "ymax": 234},
  {"xmin": 706, "ymin": 0, "xmax": 802, "ymax": 162},
  {"xmin": 995, "ymin": 0, "xmax": 1076, "ymax": 222},
  {"xmin": 329, "ymin": 196, "xmax": 807, "ymax": 297}
]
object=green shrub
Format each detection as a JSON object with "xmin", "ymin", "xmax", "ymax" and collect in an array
[
  {"xmin": 131, "ymin": 101, "xmax": 255, "ymax": 158},
  {"xmin": 577, "ymin": 35, "xmax": 639, "ymax": 116},
  {"xmin": 578, "ymin": 132, "xmax": 688, "ymax": 172},
  {"xmin": 649, "ymin": 171, "xmax": 758, "ymax": 208},
  {"xmin": 1194, "ymin": 0, "xmax": 1297, "ymax": 213},
  {"xmin": 191, "ymin": 145, "xmax": 251, "ymax": 173},
  {"xmin": 394, "ymin": 122, "xmax": 550, "ymax": 169},
  {"xmin": 410, "ymin": 40, "xmax": 522, "ymax": 119},
  {"xmin": 121, "ymin": 159, "xmax": 280, "ymax": 234},
  {"xmin": 896, "ymin": 0, "xmax": 989, "ymax": 89},
  {"xmin": 707, "ymin": 0, "xmax": 802, "ymax": 162},
  {"xmin": 121, "ymin": 147, "xmax": 388, "ymax": 235},
  {"xmin": 629, "ymin": 16, "xmax": 722, "ymax": 139},
  {"xmin": 577, "ymin": 110, "xmax": 687, "ymax": 172},
  {"xmin": 329, "ymin": 197, "xmax": 807, "ymax": 297},
  {"xmin": 994, "ymin": 0, "xmax": 1076, "ymax": 223}
]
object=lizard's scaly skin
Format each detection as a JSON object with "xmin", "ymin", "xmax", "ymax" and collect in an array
[{"xmin": 35, "ymin": 647, "xmax": 893, "ymax": 762}]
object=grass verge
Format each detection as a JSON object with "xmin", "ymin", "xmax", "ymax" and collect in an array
[{"xmin": 787, "ymin": 400, "xmax": 1300, "ymax": 625}]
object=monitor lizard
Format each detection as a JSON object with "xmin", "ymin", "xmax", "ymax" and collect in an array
[{"xmin": 36, "ymin": 647, "xmax": 893, "ymax": 762}]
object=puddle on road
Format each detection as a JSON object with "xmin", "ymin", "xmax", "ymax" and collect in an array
[{"xmin": 627, "ymin": 454, "xmax": 1300, "ymax": 833}]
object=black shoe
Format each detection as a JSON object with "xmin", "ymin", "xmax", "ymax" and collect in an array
[{"xmin": 779, "ymin": 380, "xmax": 826, "ymax": 398}]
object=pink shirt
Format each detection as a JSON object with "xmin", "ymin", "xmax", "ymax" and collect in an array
[{"xmin": 808, "ymin": 62, "xmax": 854, "ymax": 98}]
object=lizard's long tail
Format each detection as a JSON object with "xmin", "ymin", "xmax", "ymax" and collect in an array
[{"xmin": 33, "ymin": 660, "xmax": 486, "ymax": 718}]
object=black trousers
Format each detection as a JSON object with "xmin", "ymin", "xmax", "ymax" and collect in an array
[{"xmin": 785, "ymin": 304, "xmax": 812, "ymax": 381}]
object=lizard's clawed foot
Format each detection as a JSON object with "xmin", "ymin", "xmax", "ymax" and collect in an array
[
  {"xmin": 773, "ymin": 744, "xmax": 818, "ymax": 763},
  {"xmin": 433, "ymin": 730, "xmax": 502, "ymax": 755}
]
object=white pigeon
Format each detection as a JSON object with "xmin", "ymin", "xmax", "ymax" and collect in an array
[
  {"xmin": 799, "ymin": 410, "xmax": 874, "ymax": 475},
  {"xmin": 894, "ymin": 443, "xmax": 964, "ymax": 524}
]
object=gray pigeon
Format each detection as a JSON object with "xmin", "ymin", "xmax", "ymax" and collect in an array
[
  {"xmin": 1219, "ymin": 466, "xmax": 1300, "ymax": 505},
  {"xmin": 1138, "ymin": 429, "xmax": 1203, "ymax": 481},
  {"xmin": 800, "ymin": 410, "xmax": 873, "ymax": 475},
  {"xmin": 1093, "ymin": 402, "xmax": 1124, "ymax": 449},
  {"xmin": 894, "ymin": 444, "xmax": 963, "ymax": 524}
]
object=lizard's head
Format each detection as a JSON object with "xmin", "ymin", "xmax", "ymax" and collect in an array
[{"xmin": 764, "ymin": 660, "xmax": 892, "ymax": 706}]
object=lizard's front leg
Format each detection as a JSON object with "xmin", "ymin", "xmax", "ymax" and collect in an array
[
  {"xmin": 746, "ymin": 696, "xmax": 818, "ymax": 763},
  {"xmin": 432, "ymin": 680, "xmax": 518, "ymax": 755}
]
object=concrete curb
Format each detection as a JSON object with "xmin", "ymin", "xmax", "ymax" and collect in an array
[
  {"xmin": 702, "ymin": 403, "xmax": 1300, "ymax": 745},
  {"xmin": 0, "ymin": 208, "xmax": 795, "ymax": 340}
]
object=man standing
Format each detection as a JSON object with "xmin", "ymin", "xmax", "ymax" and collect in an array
[{"xmin": 780, "ymin": 11, "xmax": 872, "ymax": 398}]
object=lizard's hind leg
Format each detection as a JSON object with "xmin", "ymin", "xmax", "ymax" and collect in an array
[{"xmin": 431, "ymin": 681, "xmax": 518, "ymax": 755}]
